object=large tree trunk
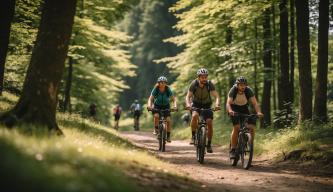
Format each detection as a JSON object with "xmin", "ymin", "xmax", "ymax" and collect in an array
[
  {"xmin": 314, "ymin": 0, "xmax": 329, "ymax": 122},
  {"xmin": 0, "ymin": 0, "xmax": 77, "ymax": 133},
  {"xmin": 0, "ymin": 0, "xmax": 16, "ymax": 95},
  {"xmin": 279, "ymin": 0, "xmax": 291, "ymax": 110},
  {"xmin": 261, "ymin": 8, "xmax": 272, "ymax": 127},
  {"xmin": 289, "ymin": 0, "xmax": 295, "ymax": 103},
  {"xmin": 254, "ymin": 19, "xmax": 259, "ymax": 100},
  {"xmin": 295, "ymin": 0, "xmax": 312, "ymax": 122}
]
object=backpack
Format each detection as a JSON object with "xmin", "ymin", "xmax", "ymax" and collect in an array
[
  {"xmin": 115, "ymin": 106, "xmax": 121, "ymax": 115},
  {"xmin": 231, "ymin": 85, "xmax": 252, "ymax": 102},
  {"xmin": 134, "ymin": 103, "xmax": 141, "ymax": 111}
]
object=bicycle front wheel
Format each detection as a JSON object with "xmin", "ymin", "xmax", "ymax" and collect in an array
[
  {"xmin": 197, "ymin": 126, "xmax": 206, "ymax": 164},
  {"xmin": 241, "ymin": 133, "xmax": 253, "ymax": 169}
]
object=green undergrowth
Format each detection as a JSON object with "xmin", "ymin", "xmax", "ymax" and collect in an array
[{"xmin": 0, "ymin": 92, "xmax": 201, "ymax": 192}]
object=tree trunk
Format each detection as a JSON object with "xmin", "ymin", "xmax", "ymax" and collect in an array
[
  {"xmin": 295, "ymin": 0, "xmax": 312, "ymax": 122},
  {"xmin": 314, "ymin": 0, "xmax": 329, "ymax": 122},
  {"xmin": 272, "ymin": 3, "xmax": 277, "ymax": 111},
  {"xmin": 279, "ymin": 0, "xmax": 291, "ymax": 110},
  {"xmin": 261, "ymin": 8, "xmax": 272, "ymax": 127},
  {"xmin": 289, "ymin": 0, "xmax": 295, "ymax": 103},
  {"xmin": 63, "ymin": 56, "xmax": 73, "ymax": 112},
  {"xmin": 0, "ymin": 0, "xmax": 16, "ymax": 95},
  {"xmin": 254, "ymin": 19, "xmax": 259, "ymax": 100},
  {"xmin": 0, "ymin": 0, "xmax": 77, "ymax": 133}
]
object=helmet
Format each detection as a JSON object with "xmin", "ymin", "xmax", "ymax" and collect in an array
[
  {"xmin": 236, "ymin": 76, "xmax": 247, "ymax": 84},
  {"xmin": 134, "ymin": 99, "xmax": 138, "ymax": 103},
  {"xmin": 157, "ymin": 76, "xmax": 168, "ymax": 83},
  {"xmin": 197, "ymin": 68, "xmax": 208, "ymax": 76}
]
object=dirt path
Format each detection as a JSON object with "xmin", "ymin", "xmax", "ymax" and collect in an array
[{"xmin": 119, "ymin": 131, "xmax": 333, "ymax": 192}]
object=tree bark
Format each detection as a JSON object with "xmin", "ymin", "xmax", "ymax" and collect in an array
[
  {"xmin": 279, "ymin": 0, "xmax": 291, "ymax": 110},
  {"xmin": 0, "ymin": 0, "xmax": 77, "ymax": 133},
  {"xmin": 272, "ymin": 3, "xmax": 277, "ymax": 111},
  {"xmin": 0, "ymin": 0, "xmax": 16, "ymax": 95},
  {"xmin": 289, "ymin": 0, "xmax": 295, "ymax": 103},
  {"xmin": 314, "ymin": 0, "xmax": 329, "ymax": 122},
  {"xmin": 295, "ymin": 0, "xmax": 312, "ymax": 122},
  {"xmin": 261, "ymin": 8, "xmax": 272, "ymax": 127},
  {"xmin": 254, "ymin": 19, "xmax": 258, "ymax": 100}
]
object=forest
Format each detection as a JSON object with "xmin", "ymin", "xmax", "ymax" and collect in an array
[{"xmin": 0, "ymin": 0, "xmax": 332, "ymax": 192}]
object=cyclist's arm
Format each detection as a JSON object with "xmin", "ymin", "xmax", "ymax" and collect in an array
[
  {"xmin": 210, "ymin": 90, "xmax": 220, "ymax": 107},
  {"xmin": 185, "ymin": 91, "xmax": 193, "ymax": 107},
  {"xmin": 226, "ymin": 97, "xmax": 234, "ymax": 114},
  {"xmin": 249, "ymin": 97, "xmax": 262, "ymax": 114},
  {"xmin": 147, "ymin": 95, "xmax": 154, "ymax": 108},
  {"xmin": 171, "ymin": 95, "xmax": 177, "ymax": 108}
]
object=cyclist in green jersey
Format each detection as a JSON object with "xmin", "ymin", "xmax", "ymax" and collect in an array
[{"xmin": 147, "ymin": 76, "xmax": 177, "ymax": 142}]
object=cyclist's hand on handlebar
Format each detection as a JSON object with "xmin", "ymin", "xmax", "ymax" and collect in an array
[
  {"xmin": 185, "ymin": 105, "xmax": 191, "ymax": 110},
  {"xmin": 214, "ymin": 106, "xmax": 221, "ymax": 111},
  {"xmin": 228, "ymin": 110, "xmax": 235, "ymax": 116},
  {"xmin": 257, "ymin": 112, "xmax": 264, "ymax": 118},
  {"xmin": 172, "ymin": 107, "xmax": 178, "ymax": 112},
  {"xmin": 147, "ymin": 106, "xmax": 153, "ymax": 111}
]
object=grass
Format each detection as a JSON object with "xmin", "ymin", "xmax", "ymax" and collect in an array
[{"xmin": 0, "ymin": 92, "xmax": 202, "ymax": 192}]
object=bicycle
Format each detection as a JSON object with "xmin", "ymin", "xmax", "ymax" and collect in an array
[
  {"xmin": 148, "ymin": 108, "xmax": 176, "ymax": 152},
  {"xmin": 229, "ymin": 113, "xmax": 258, "ymax": 169},
  {"xmin": 189, "ymin": 107, "xmax": 219, "ymax": 164}
]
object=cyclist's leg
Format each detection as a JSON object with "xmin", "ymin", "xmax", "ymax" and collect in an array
[
  {"xmin": 246, "ymin": 118, "xmax": 256, "ymax": 143},
  {"xmin": 231, "ymin": 124, "xmax": 240, "ymax": 148},
  {"xmin": 153, "ymin": 113, "xmax": 159, "ymax": 133},
  {"xmin": 191, "ymin": 111, "xmax": 199, "ymax": 141},
  {"xmin": 166, "ymin": 116, "xmax": 171, "ymax": 142}
]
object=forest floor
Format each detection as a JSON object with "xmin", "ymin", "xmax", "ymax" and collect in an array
[{"xmin": 120, "ymin": 130, "xmax": 333, "ymax": 192}]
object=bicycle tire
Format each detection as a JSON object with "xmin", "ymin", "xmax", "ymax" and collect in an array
[
  {"xmin": 198, "ymin": 126, "xmax": 206, "ymax": 164},
  {"xmin": 161, "ymin": 125, "xmax": 166, "ymax": 152},
  {"xmin": 196, "ymin": 129, "xmax": 201, "ymax": 161},
  {"xmin": 158, "ymin": 124, "xmax": 163, "ymax": 151},
  {"xmin": 241, "ymin": 133, "xmax": 253, "ymax": 169}
]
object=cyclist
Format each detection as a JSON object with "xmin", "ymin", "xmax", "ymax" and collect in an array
[
  {"xmin": 113, "ymin": 104, "xmax": 122, "ymax": 130},
  {"xmin": 130, "ymin": 99, "xmax": 141, "ymax": 130},
  {"xmin": 185, "ymin": 68, "xmax": 220, "ymax": 153},
  {"xmin": 226, "ymin": 76, "xmax": 263, "ymax": 159},
  {"xmin": 147, "ymin": 76, "xmax": 177, "ymax": 142}
]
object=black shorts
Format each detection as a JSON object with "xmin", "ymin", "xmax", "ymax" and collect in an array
[
  {"xmin": 152, "ymin": 104, "xmax": 170, "ymax": 118},
  {"xmin": 134, "ymin": 110, "xmax": 141, "ymax": 118},
  {"xmin": 114, "ymin": 114, "xmax": 120, "ymax": 121},
  {"xmin": 230, "ymin": 104, "xmax": 256, "ymax": 125},
  {"xmin": 192, "ymin": 103, "xmax": 213, "ymax": 120}
]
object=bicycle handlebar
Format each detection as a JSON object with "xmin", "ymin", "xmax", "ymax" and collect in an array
[
  {"xmin": 187, "ymin": 107, "xmax": 220, "ymax": 112},
  {"xmin": 232, "ymin": 113, "xmax": 259, "ymax": 118},
  {"xmin": 147, "ymin": 108, "xmax": 178, "ymax": 112}
]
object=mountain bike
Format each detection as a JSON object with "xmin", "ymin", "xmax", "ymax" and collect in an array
[
  {"xmin": 229, "ymin": 113, "xmax": 258, "ymax": 169},
  {"xmin": 148, "ymin": 108, "xmax": 176, "ymax": 152},
  {"xmin": 190, "ymin": 107, "xmax": 218, "ymax": 164}
]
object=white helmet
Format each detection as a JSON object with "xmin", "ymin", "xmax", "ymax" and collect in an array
[
  {"xmin": 157, "ymin": 76, "xmax": 168, "ymax": 83},
  {"xmin": 197, "ymin": 68, "xmax": 208, "ymax": 76}
]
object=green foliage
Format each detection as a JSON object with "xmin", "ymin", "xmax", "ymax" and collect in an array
[{"xmin": 5, "ymin": 0, "xmax": 41, "ymax": 92}]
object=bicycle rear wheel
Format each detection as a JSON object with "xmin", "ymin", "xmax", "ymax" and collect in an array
[
  {"xmin": 241, "ymin": 133, "xmax": 253, "ymax": 169},
  {"xmin": 197, "ymin": 126, "xmax": 206, "ymax": 164}
]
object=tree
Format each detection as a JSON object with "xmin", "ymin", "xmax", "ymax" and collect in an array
[
  {"xmin": 1, "ymin": 0, "xmax": 77, "ymax": 133},
  {"xmin": 295, "ymin": 0, "xmax": 312, "ymax": 122},
  {"xmin": 0, "ymin": 0, "xmax": 16, "ymax": 95},
  {"xmin": 289, "ymin": 0, "xmax": 295, "ymax": 103},
  {"xmin": 314, "ymin": 0, "xmax": 329, "ymax": 122},
  {"xmin": 279, "ymin": 0, "xmax": 291, "ymax": 112},
  {"xmin": 261, "ymin": 7, "xmax": 272, "ymax": 126}
]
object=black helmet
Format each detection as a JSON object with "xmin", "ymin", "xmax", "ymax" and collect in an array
[{"xmin": 236, "ymin": 76, "xmax": 247, "ymax": 84}]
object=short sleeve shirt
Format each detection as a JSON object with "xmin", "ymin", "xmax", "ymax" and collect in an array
[
  {"xmin": 228, "ymin": 86, "xmax": 254, "ymax": 106},
  {"xmin": 189, "ymin": 80, "xmax": 215, "ymax": 105},
  {"xmin": 151, "ymin": 86, "xmax": 173, "ymax": 106}
]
